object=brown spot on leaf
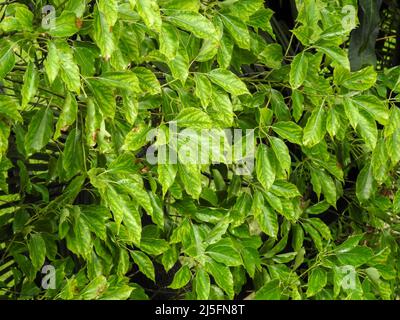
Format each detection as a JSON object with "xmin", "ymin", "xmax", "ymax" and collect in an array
[{"xmin": 75, "ymin": 18, "xmax": 83, "ymax": 29}]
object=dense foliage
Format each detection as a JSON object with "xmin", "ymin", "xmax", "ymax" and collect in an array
[{"xmin": 0, "ymin": 0, "xmax": 399, "ymax": 300}]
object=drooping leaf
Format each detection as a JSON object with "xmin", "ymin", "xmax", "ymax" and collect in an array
[
  {"xmin": 166, "ymin": 11, "xmax": 216, "ymax": 39},
  {"xmin": 220, "ymin": 14, "xmax": 251, "ymax": 49},
  {"xmin": 207, "ymin": 69, "xmax": 249, "ymax": 96},
  {"xmin": 303, "ymin": 106, "xmax": 326, "ymax": 147},
  {"xmin": 256, "ymin": 144, "xmax": 276, "ymax": 191},
  {"xmin": 0, "ymin": 39, "xmax": 15, "ymax": 80},
  {"xmin": 130, "ymin": 251, "xmax": 155, "ymax": 282},
  {"xmin": 169, "ymin": 265, "xmax": 191, "ymax": 289},
  {"xmin": 290, "ymin": 52, "xmax": 309, "ymax": 89},
  {"xmin": 21, "ymin": 62, "xmax": 39, "ymax": 110},
  {"xmin": 28, "ymin": 233, "xmax": 46, "ymax": 271},
  {"xmin": 306, "ymin": 268, "xmax": 327, "ymax": 297},
  {"xmin": 25, "ymin": 108, "xmax": 54, "ymax": 155}
]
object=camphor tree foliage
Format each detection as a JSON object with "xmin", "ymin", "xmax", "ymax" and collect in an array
[{"xmin": 0, "ymin": 0, "xmax": 399, "ymax": 300}]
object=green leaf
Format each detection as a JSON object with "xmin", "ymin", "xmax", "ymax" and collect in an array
[
  {"xmin": 303, "ymin": 223, "xmax": 323, "ymax": 251},
  {"xmin": 87, "ymin": 79, "xmax": 116, "ymax": 118},
  {"xmin": 158, "ymin": 163, "xmax": 178, "ymax": 196},
  {"xmin": 318, "ymin": 170, "xmax": 337, "ymax": 207},
  {"xmin": 160, "ymin": 23, "xmax": 179, "ymax": 60},
  {"xmin": 44, "ymin": 41, "xmax": 59, "ymax": 84},
  {"xmin": 206, "ymin": 238, "xmax": 242, "ymax": 267},
  {"xmin": 48, "ymin": 11, "xmax": 79, "ymax": 37},
  {"xmin": 0, "ymin": 4, "xmax": 33, "ymax": 32},
  {"xmin": 197, "ymin": 28, "xmax": 221, "ymax": 62},
  {"xmin": 256, "ymin": 204, "xmax": 279, "ymax": 239},
  {"xmin": 66, "ymin": 213, "xmax": 92, "ymax": 258},
  {"xmin": 175, "ymin": 107, "xmax": 213, "ymax": 129},
  {"xmin": 45, "ymin": 41, "xmax": 81, "ymax": 92},
  {"xmin": 217, "ymin": 35, "xmax": 234, "ymax": 69},
  {"xmin": 337, "ymin": 246, "xmax": 373, "ymax": 267},
  {"xmin": 80, "ymin": 276, "xmax": 108, "ymax": 300},
  {"xmin": 269, "ymin": 137, "xmax": 291, "ymax": 175},
  {"xmin": 168, "ymin": 49, "xmax": 190, "ymax": 83},
  {"xmin": 63, "ymin": 128, "xmax": 84, "ymax": 178},
  {"xmin": 270, "ymin": 89, "xmax": 290, "ymax": 121},
  {"xmin": 290, "ymin": 52, "xmax": 309, "ymax": 89},
  {"xmin": 307, "ymin": 218, "xmax": 332, "ymax": 240},
  {"xmin": 256, "ymin": 144, "xmax": 276, "ymax": 191},
  {"xmin": 28, "ymin": 233, "xmax": 46, "ymax": 271},
  {"xmin": 248, "ymin": 8, "xmax": 274, "ymax": 36},
  {"xmin": 335, "ymin": 234, "xmax": 364, "ymax": 253},
  {"xmin": 356, "ymin": 164, "xmax": 376, "ymax": 203},
  {"xmin": 264, "ymin": 191, "xmax": 282, "ymax": 213},
  {"xmin": 305, "ymin": 201, "xmax": 330, "ymax": 215},
  {"xmin": 100, "ymin": 284, "xmax": 134, "ymax": 300},
  {"xmin": 162, "ymin": 246, "xmax": 179, "ymax": 273},
  {"xmin": 133, "ymin": 67, "xmax": 161, "ymax": 94},
  {"xmin": 80, "ymin": 206, "xmax": 109, "ymax": 241},
  {"xmin": 98, "ymin": 0, "xmax": 119, "ymax": 27},
  {"xmin": 306, "ymin": 268, "xmax": 327, "ymax": 297},
  {"xmin": 357, "ymin": 108, "xmax": 378, "ymax": 150},
  {"xmin": 166, "ymin": 11, "xmax": 216, "ymax": 39},
  {"xmin": 148, "ymin": 192, "xmax": 164, "ymax": 230},
  {"xmin": 271, "ymin": 181, "xmax": 301, "ymax": 198},
  {"xmin": 326, "ymin": 107, "xmax": 341, "ymax": 138},
  {"xmin": 220, "ymin": 14, "xmax": 250, "ymax": 49},
  {"xmin": 93, "ymin": 7, "xmax": 116, "ymax": 59},
  {"xmin": 64, "ymin": 1, "xmax": 86, "ymax": 18},
  {"xmin": 21, "ymin": 62, "xmax": 39, "ymax": 110},
  {"xmin": 117, "ymin": 249, "xmax": 130, "ymax": 277},
  {"xmin": 341, "ymin": 66, "xmax": 377, "ymax": 91},
  {"xmin": 0, "ymin": 39, "xmax": 15, "ymax": 80},
  {"xmin": 350, "ymin": 95, "xmax": 389, "ymax": 125},
  {"xmin": 343, "ymin": 98, "xmax": 360, "ymax": 129},
  {"xmin": 130, "ymin": 251, "xmax": 155, "ymax": 282},
  {"xmin": 251, "ymin": 190, "xmax": 264, "ymax": 216},
  {"xmin": 25, "ymin": 108, "xmax": 54, "ymax": 155},
  {"xmin": 122, "ymin": 92, "xmax": 139, "ymax": 124},
  {"xmin": 259, "ymin": 44, "xmax": 283, "ymax": 69},
  {"xmin": 0, "ymin": 96, "xmax": 22, "ymax": 122},
  {"xmin": 122, "ymin": 203, "xmax": 142, "ymax": 246},
  {"xmin": 178, "ymin": 163, "xmax": 202, "ymax": 199},
  {"xmin": 292, "ymin": 90, "xmax": 304, "ymax": 122},
  {"xmin": 96, "ymin": 72, "xmax": 141, "ymax": 93},
  {"xmin": 303, "ymin": 106, "xmax": 326, "ymax": 147},
  {"xmin": 56, "ymin": 41, "xmax": 81, "ymax": 93},
  {"xmin": 255, "ymin": 279, "xmax": 281, "ymax": 300},
  {"xmin": 226, "ymin": 0, "xmax": 264, "ymax": 20},
  {"xmin": 194, "ymin": 73, "xmax": 212, "ymax": 108},
  {"xmin": 371, "ymin": 138, "xmax": 388, "ymax": 183},
  {"xmin": 103, "ymin": 186, "xmax": 131, "ymax": 229},
  {"xmin": 272, "ymin": 121, "xmax": 303, "ymax": 145},
  {"xmin": 205, "ymin": 259, "xmax": 234, "ymax": 299},
  {"xmin": 74, "ymin": 42, "xmax": 99, "ymax": 77},
  {"xmin": 394, "ymin": 190, "xmax": 400, "ymax": 213},
  {"xmin": 292, "ymin": 224, "xmax": 304, "ymax": 252},
  {"xmin": 210, "ymin": 88, "xmax": 234, "ymax": 127},
  {"xmin": 54, "ymin": 93, "xmax": 78, "ymax": 140},
  {"xmin": 120, "ymin": 180, "xmax": 153, "ymax": 215},
  {"xmin": 122, "ymin": 124, "xmax": 150, "ymax": 152},
  {"xmin": 159, "ymin": 0, "xmax": 200, "ymax": 11},
  {"xmin": 316, "ymin": 45, "xmax": 350, "ymax": 70},
  {"xmin": 169, "ymin": 265, "xmax": 191, "ymax": 289},
  {"xmin": 207, "ymin": 68, "xmax": 249, "ymax": 96},
  {"xmin": 194, "ymin": 268, "xmax": 210, "ymax": 300},
  {"xmin": 141, "ymin": 237, "xmax": 169, "ymax": 255}
]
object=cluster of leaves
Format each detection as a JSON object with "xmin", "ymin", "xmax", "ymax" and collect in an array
[{"xmin": 0, "ymin": 0, "xmax": 399, "ymax": 300}]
